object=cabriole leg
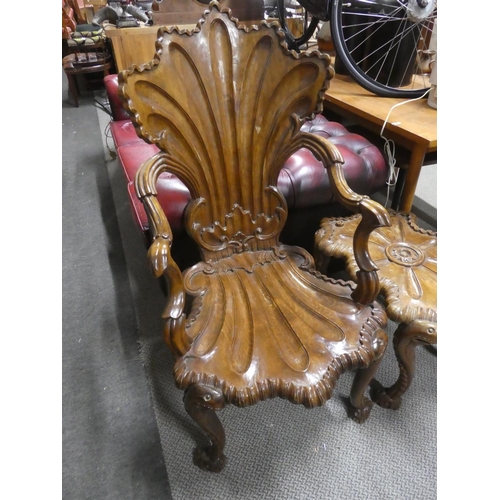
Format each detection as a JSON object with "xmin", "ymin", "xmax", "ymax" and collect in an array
[
  {"xmin": 184, "ymin": 384, "xmax": 227, "ymax": 473},
  {"xmin": 348, "ymin": 328, "xmax": 388, "ymax": 423},
  {"xmin": 371, "ymin": 319, "xmax": 437, "ymax": 410}
]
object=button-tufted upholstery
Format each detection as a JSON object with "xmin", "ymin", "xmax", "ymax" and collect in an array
[{"xmin": 104, "ymin": 74, "xmax": 388, "ymax": 245}]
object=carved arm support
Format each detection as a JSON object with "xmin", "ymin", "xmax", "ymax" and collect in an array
[
  {"xmin": 294, "ymin": 131, "xmax": 391, "ymax": 304},
  {"xmin": 135, "ymin": 152, "xmax": 191, "ymax": 356}
]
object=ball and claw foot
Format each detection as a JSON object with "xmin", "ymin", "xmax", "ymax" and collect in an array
[
  {"xmin": 347, "ymin": 396, "xmax": 373, "ymax": 423},
  {"xmin": 184, "ymin": 384, "xmax": 227, "ymax": 473},
  {"xmin": 370, "ymin": 381, "xmax": 402, "ymax": 410},
  {"xmin": 193, "ymin": 445, "xmax": 226, "ymax": 473},
  {"xmin": 370, "ymin": 388, "xmax": 401, "ymax": 410}
]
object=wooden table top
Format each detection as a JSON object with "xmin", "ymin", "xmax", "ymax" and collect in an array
[{"xmin": 323, "ymin": 74, "xmax": 437, "ymax": 151}]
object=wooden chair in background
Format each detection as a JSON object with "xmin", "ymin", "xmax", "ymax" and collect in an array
[
  {"xmin": 315, "ymin": 210, "xmax": 437, "ymax": 410},
  {"xmin": 62, "ymin": 23, "xmax": 113, "ymax": 107},
  {"xmin": 119, "ymin": 1, "xmax": 392, "ymax": 472}
]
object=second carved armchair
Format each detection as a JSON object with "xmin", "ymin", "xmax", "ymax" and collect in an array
[{"xmin": 119, "ymin": 1, "xmax": 391, "ymax": 472}]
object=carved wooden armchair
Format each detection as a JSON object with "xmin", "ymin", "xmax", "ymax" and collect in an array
[{"xmin": 119, "ymin": 1, "xmax": 391, "ymax": 472}]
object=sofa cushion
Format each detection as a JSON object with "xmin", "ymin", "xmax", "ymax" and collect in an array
[
  {"xmin": 110, "ymin": 119, "xmax": 151, "ymax": 149},
  {"xmin": 298, "ymin": 116, "xmax": 388, "ymax": 194}
]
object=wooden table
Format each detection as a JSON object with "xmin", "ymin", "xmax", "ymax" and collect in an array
[{"xmin": 322, "ymin": 74, "xmax": 437, "ymax": 213}]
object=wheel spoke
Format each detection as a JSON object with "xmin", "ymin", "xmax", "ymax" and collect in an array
[
  {"xmin": 355, "ymin": 21, "xmax": 422, "ymax": 84},
  {"xmin": 331, "ymin": 0, "xmax": 437, "ymax": 97}
]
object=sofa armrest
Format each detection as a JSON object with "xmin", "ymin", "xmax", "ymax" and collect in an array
[{"xmin": 104, "ymin": 74, "xmax": 130, "ymax": 121}]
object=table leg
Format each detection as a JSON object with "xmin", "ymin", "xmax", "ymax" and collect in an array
[
  {"xmin": 391, "ymin": 168, "xmax": 407, "ymax": 211},
  {"xmin": 397, "ymin": 142, "xmax": 427, "ymax": 213},
  {"xmin": 66, "ymin": 72, "xmax": 79, "ymax": 108}
]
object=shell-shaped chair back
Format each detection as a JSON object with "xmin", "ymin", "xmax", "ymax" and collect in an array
[{"xmin": 119, "ymin": 1, "xmax": 332, "ymax": 258}]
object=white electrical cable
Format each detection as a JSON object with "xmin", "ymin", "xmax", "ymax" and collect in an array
[{"xmin": 380, "ymin": 88, "xmax": 432, "ymax": 207}]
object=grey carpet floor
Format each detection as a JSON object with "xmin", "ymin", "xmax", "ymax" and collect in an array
[
  {"xmin": 63, "ymin": 70, "xmax": 437, "ymax": 499},
  {"xmin": 62, "ymin": 73, "xmax": 173, "ymax": 499}
]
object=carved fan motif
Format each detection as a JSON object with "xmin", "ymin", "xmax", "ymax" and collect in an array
[
  {"xmin": 120, "ymin": 2, "xmax": 332, "ymax": 252},
  {"xmin": 176, "ymin": 246, "xmax": 385, "ymax": 407}
]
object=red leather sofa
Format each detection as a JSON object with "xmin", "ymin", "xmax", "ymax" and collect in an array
[{"xmin": 104, "ymin": 74, "xmax": 388, "ymax": 267}]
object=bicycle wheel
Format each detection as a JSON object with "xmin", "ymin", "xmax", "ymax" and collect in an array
[
  {"xmin": 330, "ymin": 0, "xmax": 437, "ymax": 98},
  {"xmin": 276, "ymin": 0, "xmax": 320, "ymax": 52}
]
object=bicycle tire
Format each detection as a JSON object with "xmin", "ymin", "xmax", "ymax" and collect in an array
[
  {"xmin": 330, "ymin": 0, "xmax": 437, "ymax": 98},
  {"xmin": 276, "ymin": 0, "xmax": 320, "ymax": 52}
]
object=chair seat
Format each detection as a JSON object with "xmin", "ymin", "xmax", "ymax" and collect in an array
[
  {"xmin": 174, "ymin": 246, "xmax": 387, "ymax": 408},
  {"xmin": 315, "ymin": 210, "xmax": 437, "ymax": 324}
]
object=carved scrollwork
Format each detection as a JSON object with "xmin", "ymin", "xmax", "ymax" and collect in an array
[{"xmin": 187, "ymin": 187, "xmax": 287, "ymax": 253}]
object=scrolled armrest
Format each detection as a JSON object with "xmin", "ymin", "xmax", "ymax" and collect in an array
[
  {"xmin": 135, "ymin": 153, "xmax": 191, "ymax": 355},
  {"xmin": 297, "ymin": 132, "xmax": 391, "ymax": 304}
]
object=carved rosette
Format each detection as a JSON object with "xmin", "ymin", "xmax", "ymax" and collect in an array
[{"xmin": 316, "ymin": 211, "xmax": 437, "ymax": 324}]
